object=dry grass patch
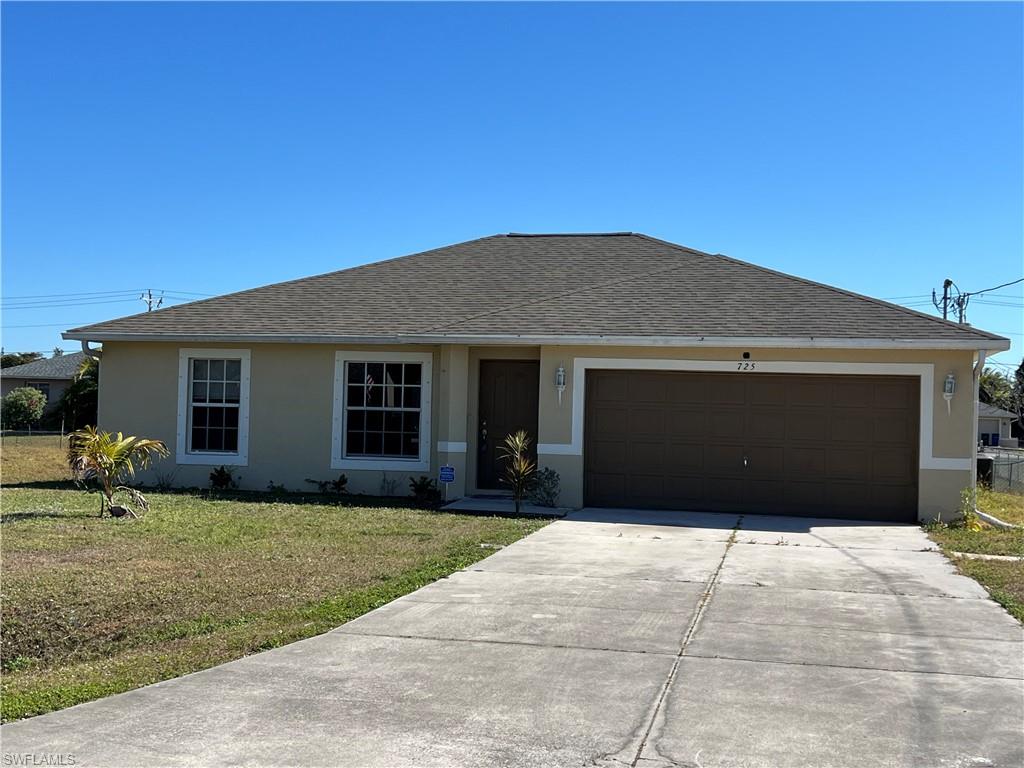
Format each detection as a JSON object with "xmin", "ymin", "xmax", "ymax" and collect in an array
[
  {"xmin": 977, "ymin": 487, "xmax": 1024, "ymax": 526},
  {"xmin": 1, "ymin": 434, "xmax": 71, "ymax": 486}
]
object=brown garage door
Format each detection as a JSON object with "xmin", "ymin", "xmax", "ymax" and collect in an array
[{"xmin": 584, "ymin": 370, "xmax": 919, "ymax": 521}]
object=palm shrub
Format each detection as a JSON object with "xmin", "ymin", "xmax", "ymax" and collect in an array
[
  {"xmin": 67, "ymin": 426, "xmax": 169, "ymax": 518},
  {"xmin": 499, "ymin": 430, "xmax": 536, "ymax": 514}
]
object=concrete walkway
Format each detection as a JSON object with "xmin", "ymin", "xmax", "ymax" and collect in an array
[{"xmin": 3, "ymin": 509, "xmax": 1022, "ymax": 767}]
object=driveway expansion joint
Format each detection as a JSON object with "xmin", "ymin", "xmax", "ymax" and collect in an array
[
  {"xmin": 625, "ymin": 516, "xmax": 743, "ymax": 768},
  {"xmin": 680, "ymin": 651, "xmax": 1024, "ymax": 681},
  {"xmin": 333, "ymin": 628, "xmax": 680, "ymax": 657}
]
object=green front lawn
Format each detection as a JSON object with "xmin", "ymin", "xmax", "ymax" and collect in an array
[
  {"xmin": 1, "ymin": 438, "xmax": 547, "ymax": 722},
  {"xmin": 926, "ymin": 488, "xmax": 1024, "ymax": 623}
]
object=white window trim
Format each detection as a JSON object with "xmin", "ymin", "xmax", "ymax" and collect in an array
[
  {"xmin": 331, "ymin": 350, "xmax": 432, "ymax": 472},
  {"xmin": 176, "ymin": 348, "xmax": 251, "ymax": 466},
  {"xmin": 536, "ymin": 357, "xmax": 970, "ymax": 472}
]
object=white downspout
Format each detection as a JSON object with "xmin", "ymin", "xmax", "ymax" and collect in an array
[
  {"xmin": 971, "ymin": 349, "xmax": 986, "ymax": 497},
  {"xmin": 80, "ymin": 340, "xmax": 102, "ymax": 360}
]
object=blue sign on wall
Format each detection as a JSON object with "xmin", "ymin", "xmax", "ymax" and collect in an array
[{"xmin": 439, "ymin": 465, "xmax": 455, "ymax": 484}]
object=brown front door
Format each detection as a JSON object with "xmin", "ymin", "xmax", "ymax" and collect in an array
[
  {"xmin": 584, "ymin": 370, "xmax": 919, "ymax": 522},
  {"xmin": 477, "ymin": 360, "xmax": 540, "ymax": 490}
]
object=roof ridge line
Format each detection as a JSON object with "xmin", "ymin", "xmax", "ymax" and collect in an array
[
  {"xmin": 421, "ymin": 245, "xmax": 696, "ymax": 334},
  {"xmin": 633, "ymin": 234, "xmax": 1007, "ymax": 342}
]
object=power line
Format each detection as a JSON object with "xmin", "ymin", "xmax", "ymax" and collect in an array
[
  {"xmin": 965, "ymin": 277, "xmax": 1024, "ymax": 295},
  {"xmin": 1, "ymin": 322, "xmax": 89, "ymax": 328},
  {"xmin": 2, "ymin": 288, "xmax": 212, "ymax": 301}
]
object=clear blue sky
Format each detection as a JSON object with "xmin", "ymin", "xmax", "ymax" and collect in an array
[{"xmin": 2, "ymin": 2, "xmax": 1021, "ymax": 370}]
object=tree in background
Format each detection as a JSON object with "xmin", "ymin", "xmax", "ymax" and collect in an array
[
  {"xmin": 0, "ymin": 351, "xmax": 43, "ymax": 369},
  {"xmin": 57, "ymin": 357, "xmax": 99, "ymax": 430},
  {"xmin": 979, "ymin": 367, "xmax": 1013, "ymax": 410},
  {"xmin": 1, "ymin": 387, "xmax": 47, "ymax": 429},
  {"xmin": 1014, "ymin": 360, "xmax": 1024, "ymax": 439}
]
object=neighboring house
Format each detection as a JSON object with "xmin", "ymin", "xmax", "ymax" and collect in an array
[
  {"xmin": 63, "ymin": 233, "xmax": 1010, "ymax": 523},
  {"xmin": 1, "ymin": 351, "xmax": 88, "ymax": 413},
  {"xmin": 978, "ymin": 403, "xmax": 1019, "ymax": 448}
]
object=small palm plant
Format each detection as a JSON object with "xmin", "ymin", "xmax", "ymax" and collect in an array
[
  {"xmin": 67, "ymin": 426, "xmax": 169, "ymax": 518},
  {"xmin": 499, "ymin": 430, "xmax": 536, "ymax": 514}
]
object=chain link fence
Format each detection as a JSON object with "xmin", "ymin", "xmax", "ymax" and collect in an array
[{"xmin": 981, "ymin": 451, "xmax": 1024, "ymax": 494}]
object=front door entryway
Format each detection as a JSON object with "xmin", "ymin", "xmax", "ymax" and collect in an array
[{"xmin": 477, "ymin": 360, "xmax": 540, "ymax": 490}]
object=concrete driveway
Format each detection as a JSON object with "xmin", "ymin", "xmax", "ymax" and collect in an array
[{"xmin": 3, "ymin": 509, "xmax": 1022, "ymax": 767}]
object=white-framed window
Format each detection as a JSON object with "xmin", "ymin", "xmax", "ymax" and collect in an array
[
  {"xmin": 331, "ymin": 351, "xmax": 432, "ymax": 471},
  {"xmin": 176, "ymin": 349, "xmax": 251, "ymax": 466}
]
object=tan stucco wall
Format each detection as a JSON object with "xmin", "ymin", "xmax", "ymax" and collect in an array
[
  {"xmin": 98, "ymin": 342, "xmax": 445, "ymax": 495},
  {"xmin": 98, "ymin": 341, "xmax": 978, "ymax": 520}
]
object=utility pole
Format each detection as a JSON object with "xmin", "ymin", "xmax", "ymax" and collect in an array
[
  {"xmin": 139, "ymin": 289, "xmax": 164, "ymax": 312},
  {"xmin": 932, "ymin": 278, "xmax": 954, "ymax": 320}
]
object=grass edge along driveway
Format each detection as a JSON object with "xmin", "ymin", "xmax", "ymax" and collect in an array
[{"xmin": 926, "ymin": 488, "xmax": 1024, "ymax": 623}]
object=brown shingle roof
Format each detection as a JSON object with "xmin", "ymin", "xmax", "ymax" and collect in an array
[{"xmin": 63, "ymin": 233, "xmax": 1009, "ymax": 349}]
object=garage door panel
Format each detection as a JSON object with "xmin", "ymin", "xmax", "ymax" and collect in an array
[
  {"xmin": 705, "ymin": 444, "xmax": 745, "ymax": 475},
  {"xmin": 628, "ymin": 441, "xmax": 668, "ymax": 473},
  {"xmin": 665, "ymin": 378, "xmax": 708, "ymax": 405},
  {"xmin": 664, "ymin": 408, "xmax": 707, "ymax": 437},
  {"xmin": 664, "ymin": 475, "xmax": 706, "ymax": 503},
  {"xmin": 584, "ymin": 370, "xmax": 918, "ymax": 521},
  {"xmin": 872, "ymin": 449, "xmax": 916, "ymax": 483},
  {"xmin": 785, "ymin": 481, "xmax": 827, "ymax": 507},
  {"xmin": 874, "ymin": 381, "xmax": 916, "ymax": 408},
  {"xmin": 827, "ymin": 448, "xmax": 871, "ymax": 481},
  {"xmin": 707, "ymin": 378, "xmax": 745, "ymax": 404},
  {"xmin": 586, "ymin": 473, "xmax": 625, "ymax": 502},
  {"xmin": 832, "ymin": 411, "xmax": 872, "ymax": 443},
  {"xmin": 666, "ymin": 442, "xmax": 705, "ymax": 471},
  {"xmin": 627, "ymin": 372, "xmax": 670, "ymax": 403},
  {"xmin": 709, "ymin": 409, "xmax": 745, "ymax": 439},
  {"xmin": 747, "ymin": 408, "xmax": 788, "ymax": 440},
  {"xmin": 833, "ymin": 380, "xmax": 873, "ymax": 407},
  {"xmin": 628, "ymin": 474, "xmax": 666, "ymax": 500},
  {"xmin": 749, "ymin": 378, "xmax": 788, "ymax": 405},
  {"xmin": 591, "ymin": 373, "xmax": 629, "ymax": 402},
  {"xmin": 745, "ymin": 445, "xmax": 785, "ymax": 477},
  {"xmin": 787, "ymin": 446, "xmax": 826, "ymax": 474},
  {"xmin": 590, "ymin": 405, "xmax": 630, "ymax": 437},
  {"xmin": 587, "ymin": 439, "xmax": 626, "ymax": 472},
  {"xmin": 629, "ymin": 407, "xmax": 667, "ymax": 437},
  {"xmin": 787, "ymin": 379, "xmax": 831, "ymax": 407},
  {"xmin": 746, "ymin": 479, "xmax": 786, "ymax": 505},
  {"xmin": 788, "ymin": 410, "xmax": 829, "ymax": 442},
  {"xmin": 873, "ymin": 412, "xmax": 915, "ymax": 443},
  {"xmin": 704, "ymin": 477, "xmax": 744, "ymax": 505}
]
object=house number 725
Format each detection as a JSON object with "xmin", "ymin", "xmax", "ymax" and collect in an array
[{"xmin": 737, "ymin": 362, "xmax": 756, "ymax": 371}]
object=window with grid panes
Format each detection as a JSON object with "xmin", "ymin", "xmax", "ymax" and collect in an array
[
  {"xmin": 189, "ymin": 358, "xmax": 242, "ymax": 452},
  {"xmin": 344, "ymin": 362, "xmax": 422, "ymax": 458}
]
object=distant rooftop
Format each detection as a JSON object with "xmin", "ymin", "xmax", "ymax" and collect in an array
[{"xmin": 2, "ymin": 351, "xmax": 89, "ymax": 380}]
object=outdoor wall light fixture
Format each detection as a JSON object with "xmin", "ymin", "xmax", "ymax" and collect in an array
[
  {"xmin": 943, "ymin": 372, "xmax": 956, "ymax": 415},
  {"xmin": 555, "ymin": 365, "xmax": 567, "ymax": 405}
]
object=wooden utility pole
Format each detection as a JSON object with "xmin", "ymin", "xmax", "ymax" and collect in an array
[
  {"xmin": 139, "ymin": 289, "xmax": 164, "ymax": 312},
  {"xmin": 932, "ymin": 278, "xmax": 954, "ymax": 320}
]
